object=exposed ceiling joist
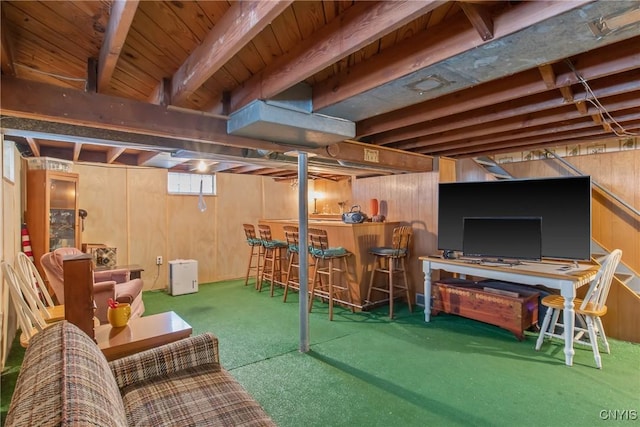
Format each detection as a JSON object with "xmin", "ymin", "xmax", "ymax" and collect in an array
[
  {"xmin": 230, "ymin": 0, "xmax": 444, "ymax": 111},
  {"xmin": 168, "ymin": 0, "xmax": 292, "ymax": 107},
  {"xmin": 73, "ymin": 142, "xmax": 82, "ymax": 162},
  {"xmin": 358, "ymin": 35, "xmax": 640, "ymax": 137},
  {"xmin": 313, "ymin": 0, "xmax": 591, "ymax": 113},
  {"xmin": 0, "ymin": 76, "xmax": 433, "ymax": 173},
  {"xmin": 106, "ymin": 146, "xmax": 126, "ymax": 163},
  {"xmin": 98, "ymin": 0, "xmax": 139, "ymax": 92},
  {"xmin": 25, "ymin": 137, "xmax": 39, "ymax": 157},
  {"xmin": 1, "ymin": 0, "xmax": 638, "ymax": 175},
  {"xmin": 459, "ymin": 1, "xmax": 494, "ymax": 41}
]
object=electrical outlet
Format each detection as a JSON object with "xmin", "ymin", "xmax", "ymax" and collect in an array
[{"xmin": 156, "ymin": 256, "xmax": 163, "ymax": 265}]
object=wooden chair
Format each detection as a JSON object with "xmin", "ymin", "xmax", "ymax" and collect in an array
[
  {"xmin": 257, "ymin": 224, "xmax": 288, "ymax": 295},
  {"xmin": 2, "ymin": 261, "xmax": 50, "ymax": 347},
  {"xmin": 282, "ymin": 226, "xmax": 300, "ymax": 302},
  {"xmin": 308, "ymin": 228, "xmax": 355, "ymax": 321},
  {"xmin": 242, "ymin": 224, "xmax": 264, "ymax": 288},
  {"xmin": 535, "ymin": 249, "xmax": 622, "ymax": 368},
  {"xmin": 15, "ymin": 252, "xmax": 65, "ymax": 323},
  {"xmin": 366, "ymin": 225, "xmax": 413, "ymax": 319}
]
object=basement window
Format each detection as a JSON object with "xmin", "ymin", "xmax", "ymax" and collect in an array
[
  {"xmin": 168, "ymin": 172, "xmax": 216, "ymax": 195},
  {"xmin": 3, "ymin": 139, "xmax": 15, "ymax": 183}
]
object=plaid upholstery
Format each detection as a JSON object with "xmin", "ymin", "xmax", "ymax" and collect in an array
[
  {"xmin": 109, "ymin": 332, "xmax": 221, "ymax": 389},
  {"xmin": 8, "ymin": 321, "xmax": 276, "ymax": 427},
  {"xmin": 120, "ymin": 366, "xmax": 276, "ymax": 426},
  {"xmin": 111, "ymin": 333, "xmax": 275, "ymax": 426},
  {"xmin": 6, "ymin": 321, "xmax": 128, "ymax": 427}
]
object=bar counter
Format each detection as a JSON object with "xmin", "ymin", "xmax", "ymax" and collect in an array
[{"xmin": 259, "ymin": 219, "xmax": 400, "ymax": 308}]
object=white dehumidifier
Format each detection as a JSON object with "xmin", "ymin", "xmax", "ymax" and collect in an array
[{"xmin": 169, "ymin": 259, "xmax": 198, "ymax": 296}]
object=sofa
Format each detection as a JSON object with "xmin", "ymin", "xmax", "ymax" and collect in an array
[
  {"xmin": 40, "ymin": 247, "xmax": 145, "ymax": 324},
  {"xmin": 6, "ymin": 321, "xmax": 276, "ymax": 426}
]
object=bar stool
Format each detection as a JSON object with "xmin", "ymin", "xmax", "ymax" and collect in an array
[
  {"xmin": 242, "ymin": 224, "xmax": 264, "ymax": 288},
  {"xmin": 258, "ymin": 224, "xmax": 288, "ymax": 295},
  {"xmin": 308, "ymin": 228, "xmax": 355, "ymax": 321},
  {"xmin": 366, "ymin": 225, "xmax": 413, "ymax": 319},
  {"xmin": 283, "ymin": 226, "xmax": 300, "ymax": 302}
]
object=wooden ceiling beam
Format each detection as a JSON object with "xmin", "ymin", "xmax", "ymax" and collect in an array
[
  {"xmin": 538, "ymin": 64, "xmax": 556, "ymax": 89},
  {"xmin": 170, "ymin": 1, "xmax": 292, "ymax": 106},
  {"xmin": 0, "ymin": 76, "xmax": 280, "ymax": 151},
  {"xmin": 575, "ymin": 100, "xmax": 588, "ymax": 115},
  {"xmin": 430, "ymin": 113, "xmax": 640, "ymax": 157},
  {"xmin": 459, "ymin": 1, "xmax": 494, "ymax": 41},
  {"xmin": 25, "ymin": 137, "xmax": 40, "ymax": 157},
  {"xmin": 137, "ymin": 151, "xmax": 161, "ymax": 166},
  {"xmin": 249, "ymin": 168, "xmax": 284, "ymax": 176},
  {"xmin": 472, "ymin": 133, "xmax": 640, "ymax": 158},
  {"xmin": 370, "ymin": 71, "xmax": 640, "ymax": 146},
  {"xmin": 438, "ymin": 122, "xmax": 640, "ymax": 157},
  {"xmin": 97, "ymin": 0, "xmax": 139, "ymax": 92},
  {"xmin": 0, "ymin": 77, "xmax": 431, "ymax": 172},
  {"xmin": 423, "ymin": 113, "xmax": 640, "ymax": 156},
  {"xmin": 72, "ymin": 142, "xmax": 82, "ymax": 162},
  {"xmin": 406, "ymin": 92, "xmax": 638, "ymax": 150},
  {"xmin": 231, "ymin": 0, "xmax": 444, "ymax": 111},
  {"xmin": 591, "ymin": 113, "xmax": 604, "ymax": 125},
  {"xmin": 315, "ymin": 1, "xmax": 591, "ymax": 112},
  {"xmin": 559, "ymin": 86, "xmax": 574, "ymax": 103},
  {"xmin": 229, "ymin": 165, "xmax": 264, "ymax": 174},
  {"xmin": 208, "ymin": 162, "xmax": 240, "ymax": 173},
  {"xmin": 106, "ymin": 147, "xmax": 126, "ymax": 163},
  {"xmin": 357, "ymin": 35, "xmax": 640, "ymax": 137}
]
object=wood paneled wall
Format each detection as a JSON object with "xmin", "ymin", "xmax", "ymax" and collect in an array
[
  {"xmin": 499, "ymin": 150, "xmax": 639, "ymax": 274},
  {"xmin": 74, "ymin": 164, "xmax": 298, "ymax": 290},
  {"xmin": 313, "ymin": 178, "xmax": 352, "ymax": 214},
  {"xmin": 350, "ymin": 171, "xmax": 441, "ymax": 300},
  {"xmin": 2, "ymin": 141, "xmax": 23, "ymax": 367},
  {"xmin": 458, "ymin": 151, "xmax": 640, "ymax": 343}
]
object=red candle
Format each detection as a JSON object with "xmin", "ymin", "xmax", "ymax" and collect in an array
[{"xmin": 369, "ymin": 198, "xmax": 379, "ymax": 216}]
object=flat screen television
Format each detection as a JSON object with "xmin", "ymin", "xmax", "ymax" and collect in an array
[
  {"xmin": 438, "ymin": 176, "xmax": 591, "ymax": 261},
  {"xmin": 462, "ymin": 217, "xmax": 542, "ymax": 262}
]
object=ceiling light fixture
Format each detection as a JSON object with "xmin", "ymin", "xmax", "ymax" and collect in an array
[{"xmin": 197, "ymin": 160, "xmax": 207, "ymax": 172}]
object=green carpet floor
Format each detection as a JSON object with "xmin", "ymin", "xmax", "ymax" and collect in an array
[{"xmin": 2, "ymin": 279, "xmax": 639, "ymax": 426}]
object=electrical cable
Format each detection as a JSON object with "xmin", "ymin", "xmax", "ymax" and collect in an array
[
  {"xmin": 14, "ymin": 62, "xmax": 87, "ymax": 82},
  {"xmin": 564, "ymin": 59, "xmax": 639, "ymax": 137}
]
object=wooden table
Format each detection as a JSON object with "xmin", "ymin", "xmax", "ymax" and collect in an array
[
  {"xmin": 421, "ymin": 256, "xmax": 598, "ymax": 366},
  {"xmin": 95, "ymin": 311, "xmax": 192, "ymax": 361},
  {"xmin": 95, "ymin": 264, "xmax": 144, "ymax": 280}
]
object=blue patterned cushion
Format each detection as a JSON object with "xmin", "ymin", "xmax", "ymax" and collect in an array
[
  {"xmin": 288, "ymin": 244, "xmax": 299, "ymax": 253},
  {"xmin": 246, "ymin": 238, "xmax": 262, "ymax": 246},
  {"xmin": 310, "ymin": 247, "xmax": 348, "ymax": 258},
  {"xmin": 263, "ymin": 239, "xmax": 287, "ymax": 249},
  {"xmin": 370, "ymin": 247, "xmax": 408, "ymax": 257}
]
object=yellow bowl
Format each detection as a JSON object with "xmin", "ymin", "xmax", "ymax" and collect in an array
[{"xmin": 107, "ymin": 303, "xmax": 131, "ymax": 328}]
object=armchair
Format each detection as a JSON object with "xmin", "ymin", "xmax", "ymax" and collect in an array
[{"xmin": 41, "ymin": 247, "xmax": 144, "ymax": 324}]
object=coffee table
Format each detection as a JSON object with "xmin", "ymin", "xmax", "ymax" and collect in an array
[{"xmin": 95, "ymin": 311, "xmax": 192, "ymax": 361}]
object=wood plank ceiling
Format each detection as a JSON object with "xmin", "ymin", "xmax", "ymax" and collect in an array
[{"xmin": 1, "ymin": 0, "xmax": 639, "ymax": 180}]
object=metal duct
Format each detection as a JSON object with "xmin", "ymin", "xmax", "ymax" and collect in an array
[{"xmin": 227, "ymin": 99, "xmax": 355, "ymax": 148}]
